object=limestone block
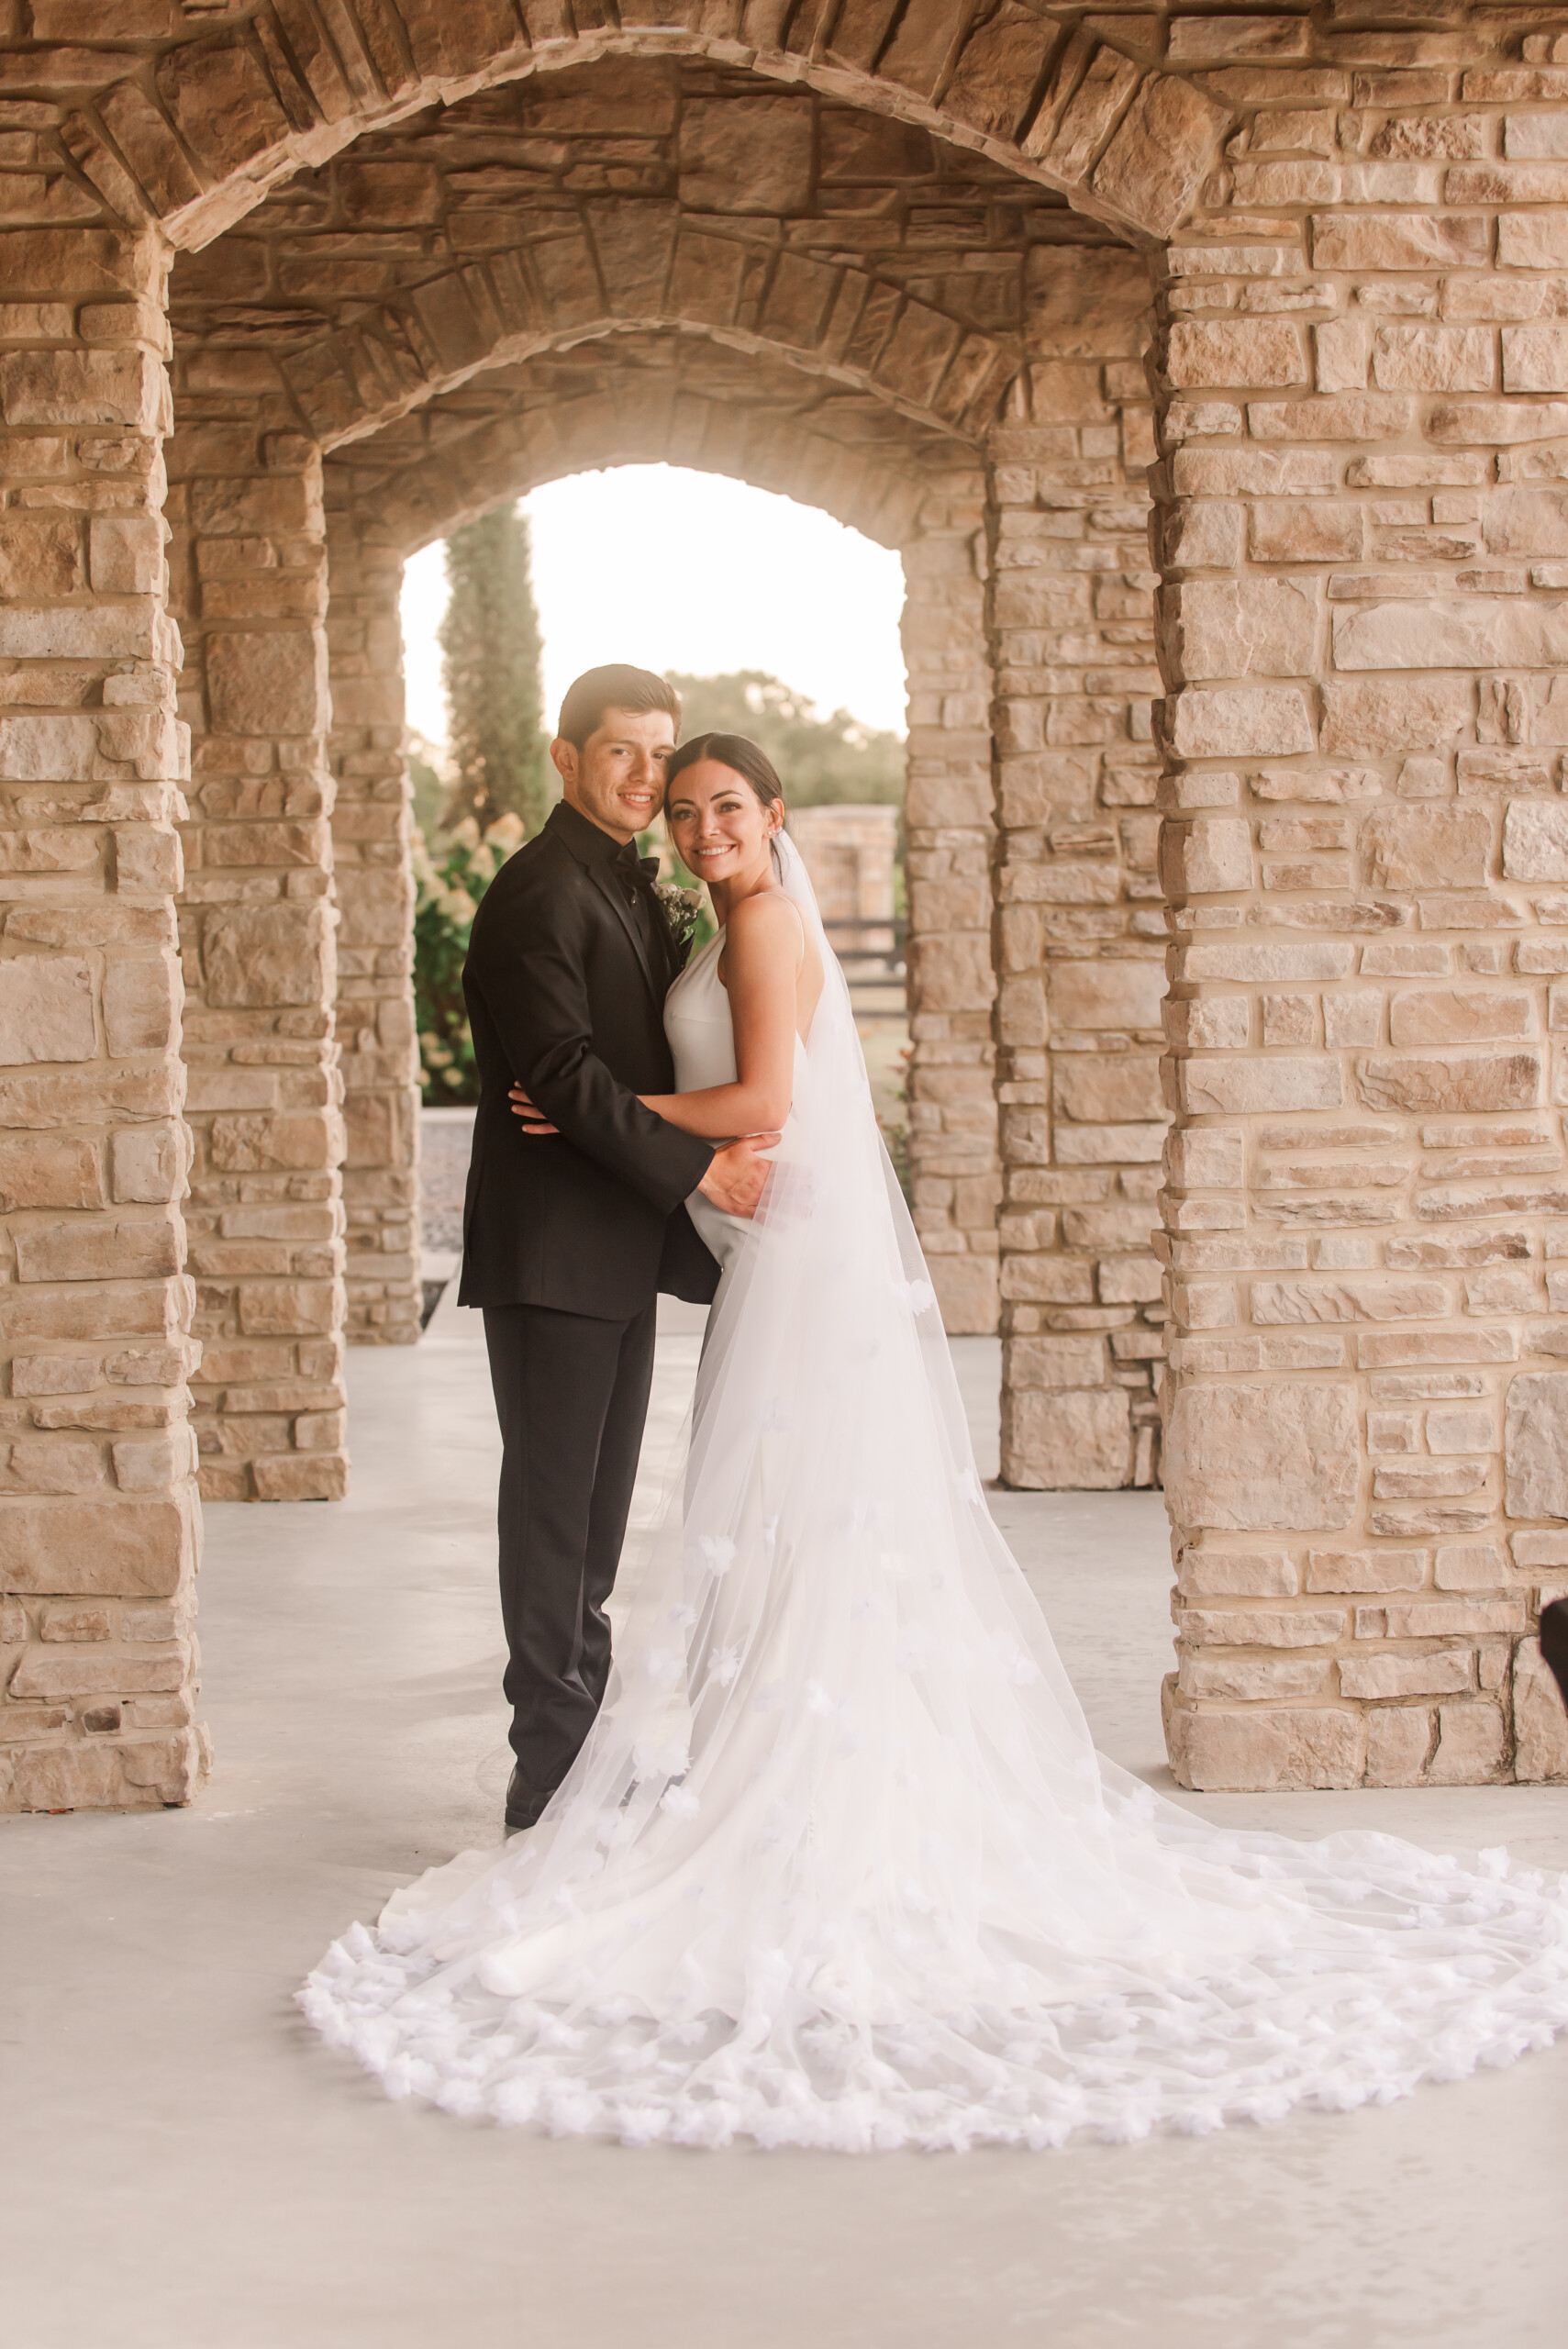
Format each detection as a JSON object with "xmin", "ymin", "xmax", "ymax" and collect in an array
[
  {"xmin": 0, "ymin": 346, "xmax": 161, "ymax": 429},
  {"xmin": 205, "ymin": 629, "xmax": 328, "ymax": 738},
  {"xmin": 1248, "ymin": 499, "xmax": 1364, "ymax": 563},
  {"xmin": 1311, "ymin": 213, "xmax": 1489, "ymax": 273},
  {"xmin": 679, "ymin": 96, "xmax": 813, "ymax": 214},
  {"xmin": 1360, "ymin": 806, "xmax": 1491, "ymax": 891},
  {"xmin": 1159, "ymin": 817, "xmax": 1251, "ymax": 896},
  {"xmin": 1339, "ymin": 1651, "xmax": 1473, "ymax": 1699},
  {"xmin": 208, "ymin": 1110, "xmax": 341, "ymax": 1174},
  {"xmin": 1179, "ymin": 1058, "xmax": 1341, "ymax": 1116},
  {"xmin": 1502, "ymin": 799, "xmax": 1568, "ymax": 882},
  {"xmin": 1164, "ymin": 320, "xmax": 1307, "ymax": 391},
  {"xmin": 1372, "ymin": 325, "xmax": 1494, "ymax": 394},
  {"xmin": 10, "ymin": 1645, "xmax": 189, "ymax": 1701},
  {"xmin": 1006, "ymin": 1334, "xmax": 1107, "ymax": 1389},
  {"xmin": 1514, "ymin": 1637, "xmax": 1568, "ymax": 1780},
  {"xmin": 1333, "ymin": 597, "xmax": 1568, "ymax": 674},
  {"xmin": 0, "ymin": 512, "xmax": 83, "ymax": 597},
  {"xmin": 1502, "ymin": 325, "xmax": 1568, "ymax": 394},
  {"xmin": 1163, "ymin": 1383, "xmax": 1358, "ymax": 1531},
  {"xmin": 15, "ymin": 1217, "xmax": 181, "ymax": 1285},
  {"xmin": 1167, "ymin": 686, "xmax": 1314, "ymax": 759},
  {"xmin": 0, "ymin": 1132, "xmax": 105, "ymax": 1211},
  {"xmin": 907, "ymin": 932, "xmax": 995, "ymax": 1014},
  {"xmin": 1053, "ymin": 1054, "xmax": 1165, "ymax": 1125},
  {"xmin": 89, "ymin": 514, "xmax": 162, "ymax": 596},
  {"xmin": 1365, "ymin": 1708, "xmax": 1432, "ymax": 1786},
  {"xmin": 1160, "ymin": 579, "xmax": 1318, "ymax": 683},
  {"xmin": 6, "ymin": 1498, "xmax": 193, "ymax": 1597},
  {"xmin": 1426, "ymin": 1700, "xmax": 1507, "ymax": 1783},
  {"xmin": 1089, "ymin": 72, "xmax": 1227, "ymax": 241},
  {"xmin": 1164, "ymin": 1128, "xmax": 1245, "ymax": 1189},
  {"xmin": 1388, "ymin": 990, "xmax": 1533, "ymax": 1046},
  {"xmin": 116, "ymin": 827, "xmax": 183, "ymax": 895},
  {"xmin": 1320, "ymin": 678, "xmax": 1471, "ymax": 756},
  {"xmin": 1483, "ymin": 484, "xmax": 1568, "ymax": 558},
  {"xmin": 1354, "ymin": 1052, "xmax": 1540, "ymax": 1115},
  {"xmin": 1306, "ymin": 1548, "xmax": 1424, "ymax": 1592},
  {"xmin": 1003, "ymin": 1386, "xmax": 1131, "ymax": 1491},
  {"xmin": 1048, "ymin": 960, "xmax": 1165, "ymax": 1030},
  {"xmin": 1181, "ymin": 1608, "xmax": 1346, "ymax": 1650},
  {"xmin": 250, "ymin": 1453, "xmax": 349, "ymax": 1502},
  {"xmin": 0, "ymin": 955, "xmax": 95, "ymax": 1064},
  {"xmin": 203, "ymin": 904, "xmax": 334, "ymax": 1009},
  {"xmin": 1166, "ymin": 1703, "xmax": 1366, "ymax": 1791},
  {"xmin": 1505, "ymin": 1371, "xmax": 1568, "ymax": 1520},
  {"xmin": 110, "ymin": 1121, "xmax": 184, "ymax": 1206},
  {"xmin": 339, "ymin": 161, "xmax": 442, "ymax": 227},
  {"xmin": 103, "ymin": 954, "xmax": 179, "ymax": 1057}
]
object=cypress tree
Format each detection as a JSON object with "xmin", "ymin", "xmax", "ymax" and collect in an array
[{"xmin": 439, "ymin": 504, "xmax": 549, "ymax": 834}]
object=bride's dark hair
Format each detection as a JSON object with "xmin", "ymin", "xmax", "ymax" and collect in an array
[{"xmin": 665, "ymin": 730, "xmax": 785, "ymax": 818}]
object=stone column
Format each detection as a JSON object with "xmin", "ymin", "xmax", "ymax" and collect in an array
[
  {"xmin": 904, "ymin": 464, "xmax": 1002, "ymax": 1336},
  {"xmin": 165, "ymin": 375, "xmax": 348, "ymax": 1501},
  {"xmin": 0, "ymin": 224, "xmax": 206, "ymax": 1810},
  {"xmin": 989, "ymin": 254, "xmax": 1167, "ymax": 1489},
  {"xmin": 323, "ymin": 507, "xmax": 420, "ymax": 1343},
  {"xmin": 1153, "ymin": 80, "xmax": 1568, "ymax": 1790}
]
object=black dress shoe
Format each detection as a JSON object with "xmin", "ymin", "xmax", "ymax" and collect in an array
[
  {"xmin": 505, "ymin": 1765, "xmax": 551, "ymax": 1836},
  {"xmin": 1540, "ymin": 1598, "xmax": 1568, "ymax": 1711}
]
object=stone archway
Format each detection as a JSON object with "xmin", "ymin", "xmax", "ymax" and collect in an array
[
  {"xmin": 161, "ymin": 54, "xmax": 1163, "ymax": 1494},
  {"xmin": 320, "ymin": 327, "xmax": 997, "ymax": 1347},
  {"xmin": 7, "ymin": 6, "xmax": 1568, "ymax": 1811}
]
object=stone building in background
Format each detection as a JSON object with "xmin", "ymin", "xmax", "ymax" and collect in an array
[
  {"xmin": 787, "ymin": 803, "xmax": 899, "ymax": 962},
  {"xmin": 4, "ymin": 0, "xmax": 1568, "ymax": 1806}
]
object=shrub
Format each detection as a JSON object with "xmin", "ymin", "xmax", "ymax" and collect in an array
[{"xmin": 413, "ymin": 812, "xmax": 525, "ymax": 1104}]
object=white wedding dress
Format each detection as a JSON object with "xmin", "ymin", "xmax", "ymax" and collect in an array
[{"xmin": 303, "ymin": 840, "xmax": 1568, "ymax": 2151}]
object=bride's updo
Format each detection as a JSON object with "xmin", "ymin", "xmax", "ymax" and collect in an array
[{"xmin": 665, "ymin": 730, "xmax": 784, "ymax": 820}]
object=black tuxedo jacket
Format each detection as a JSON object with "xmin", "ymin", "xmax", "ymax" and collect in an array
[{"xmin": 456, "ymin": 800, "xmax": 719, "ymax": 1319}]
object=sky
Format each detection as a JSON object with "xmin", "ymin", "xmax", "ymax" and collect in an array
[{"xmin": 398, "ymin": 464, "xmax": 909, "ymax": 750}]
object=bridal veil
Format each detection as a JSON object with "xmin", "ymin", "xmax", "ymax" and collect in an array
[{"xmin": 304, "ymin": 837, "xmax": 1568, "ymax": 2151}]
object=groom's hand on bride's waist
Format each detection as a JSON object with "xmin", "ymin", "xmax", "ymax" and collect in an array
[
  {"xmin": 507, "ymin": 1085, "xmax": 777, "ymax": 1219},
  {"xmin": 508, "ymin": 1083, "xmax": 560, "ymax": 1134},
  {"xmin": 698, "ymin": 1135, "xmax": 780, "ymax": 1221}
]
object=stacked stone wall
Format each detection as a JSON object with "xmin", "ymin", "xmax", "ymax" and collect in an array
[
  {"xmin": 904, "ymin": 462, "xmax": 1001, "ymax": 1330},
  {"xmin": 9, "ymin": 5, "xmax": 1568, "ymax": 1803},
  {"xmin": 0, "ymin": 224, "xmax": 206, "ymax": 1809},
  {"xmin": 990, "ymin": 247, "xmax": 1168, "ymax": 1486},
  {"xmin": 1152, "ymin": 56, "xmax": 1568, "ymax": 1790},
  {"xmin": 323, "ymin": 514, "xmax": 420, "ymax": 1341},
  {"xmin": 165, "ymin": 373, "xmax": 349, "ymax": 1497}
]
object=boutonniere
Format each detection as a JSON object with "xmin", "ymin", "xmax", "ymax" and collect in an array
[{"xmin": 654, "ymin": 882, "xmax": 703, "ymax": 959}]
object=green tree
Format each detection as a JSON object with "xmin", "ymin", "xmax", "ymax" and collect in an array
[
  {"xmin": 439, "ymin": 505, "xmax": 550, "ymax": 834},
  {"xmin": 664, "ymin": 670, "xmax": 906, "ymax": 807}
]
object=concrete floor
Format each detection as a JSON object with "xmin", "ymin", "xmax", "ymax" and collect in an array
[{"xmin": 3, "ymin": 1293, "xmax": 1565, "ymax": 2349}]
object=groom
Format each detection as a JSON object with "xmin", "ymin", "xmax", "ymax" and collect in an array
[{"xmin": 457, "ymin": 663, "xmax": 772, "ymax": 1832}]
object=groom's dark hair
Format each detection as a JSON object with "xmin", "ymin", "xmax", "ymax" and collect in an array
[{"xmin": 556, "ymin": 665, "xmax": 681, "ymax": 750}]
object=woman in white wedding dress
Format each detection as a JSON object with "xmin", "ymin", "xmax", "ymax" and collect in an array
[{"xmin": 304, "ymin": 735, "xmax": 1568, "ymax": 2151}]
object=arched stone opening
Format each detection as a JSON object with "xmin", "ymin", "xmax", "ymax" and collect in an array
[
  {"xmin": 161, "ymin": 53, "xmax": 1162, "ymax": 1487},
  {"xmin": 319, "ymin": 328, "xmax": 996, "ymax": 1345},
  {"xmin": 9, "ymin": 6, "xmax": 1567, "ymax": 1811}
]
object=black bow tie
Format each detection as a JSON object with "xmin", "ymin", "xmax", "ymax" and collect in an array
[{"xmin": 613, "ymin": 841, "xmax": 662, "ymax": 896}]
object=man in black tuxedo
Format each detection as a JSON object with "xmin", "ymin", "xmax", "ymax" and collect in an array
[{"xmin": 458, "ymin": 664, "xmax": 772, "ymax": 1832}]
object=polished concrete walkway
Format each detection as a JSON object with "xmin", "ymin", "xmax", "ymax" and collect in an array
[{"xmin": 3, "ymin": 1293, "xmax": 1564, "ymax": 2349}]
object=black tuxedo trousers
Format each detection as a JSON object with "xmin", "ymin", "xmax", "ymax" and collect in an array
[{"xmin": 484, "ymin": 1297, "xmax": 657, "ymax": 1796}]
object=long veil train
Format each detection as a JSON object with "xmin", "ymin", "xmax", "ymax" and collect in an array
[{"xmin": 303, "ymin": 838, "xmax": 1568, "ymax": 2150}]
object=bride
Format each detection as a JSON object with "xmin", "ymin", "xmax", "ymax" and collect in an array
[{"xmin": 304, "ymin": 733, "xmax": 1568, "ymax": 2151}]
